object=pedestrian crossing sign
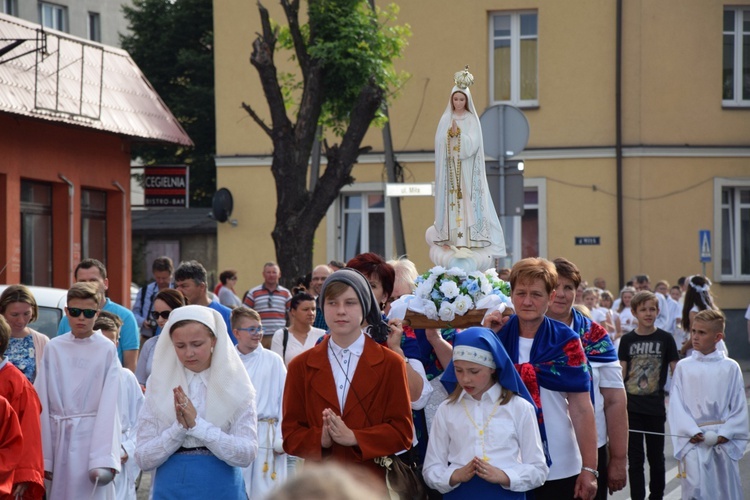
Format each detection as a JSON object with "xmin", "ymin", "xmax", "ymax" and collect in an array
[{"xmin": 699, "ymin": 230, "xmax": 711, "ymax": 263}]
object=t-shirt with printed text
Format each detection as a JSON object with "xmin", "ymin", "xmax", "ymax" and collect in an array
[{"xmin": 618, "ymin": 328, "xmax": 679, "ymax": 416}]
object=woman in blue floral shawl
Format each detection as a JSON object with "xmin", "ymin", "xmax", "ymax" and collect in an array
[
  {"xmin": 488, "ymin": 258, "xmax": 598, "ymax": 500},
  {"xmin": 546, "ymin": 258, "xmax": 627, "ymax": 499}
]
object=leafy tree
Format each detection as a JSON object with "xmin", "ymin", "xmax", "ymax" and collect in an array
[
  {"xmin": 121, "ymin": 0, "xmax": 215, "ymax": 207},
  {"xmin": 244, "ymin": 0, "xmax": 410, "ymax": 287}
]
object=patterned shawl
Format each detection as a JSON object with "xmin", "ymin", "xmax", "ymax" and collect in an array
[{"xmin": 496, "ymin": 315, "xmax": 591, "ymax": 433}]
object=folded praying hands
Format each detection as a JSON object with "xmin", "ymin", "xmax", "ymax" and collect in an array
[
  {"xmin": 174, "ymin": 386, "xmax": 197, "ymax": 429},
  {"xmin": 321, "ymin": 408, "xmax": 357, "ymax": 447}
]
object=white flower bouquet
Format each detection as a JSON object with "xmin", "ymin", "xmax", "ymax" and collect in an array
[{"xmin": 389, "ymin": 266, "xmax": 512, "ymax": 328}]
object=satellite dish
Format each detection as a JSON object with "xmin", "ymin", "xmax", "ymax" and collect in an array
[{"xmin": 211, "ymin": 188, "xmax": 233, "ymax": 223}]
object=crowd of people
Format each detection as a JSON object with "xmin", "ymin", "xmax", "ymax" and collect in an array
[{"xmin": 0, "ymin": 253, "xmax": 748, "ymax": 500}]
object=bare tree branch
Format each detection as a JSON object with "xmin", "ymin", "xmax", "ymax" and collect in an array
[
  {"xmin": 240, "ymin": 102, "xmax": 272, "ymax": 137},
  {"xmin": 250, "ymin": 5, "xmax": 290, "ymax": 137},
  {"xmin": 280, "ymin": 0, "xmax": 309, "ymax": 75},
  {"xmin": 257, "ymin": 2, "xmax": 277, "ymax": 57}
]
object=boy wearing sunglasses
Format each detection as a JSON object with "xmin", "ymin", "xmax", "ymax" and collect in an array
[{"xmin": 34, "ymin": 282, "xmax": 122, "ymax": 499}]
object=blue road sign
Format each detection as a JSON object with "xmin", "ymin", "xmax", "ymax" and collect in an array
[{"xmin": 699, "ymin": 230, "xmax": 711, "ymax": 263}]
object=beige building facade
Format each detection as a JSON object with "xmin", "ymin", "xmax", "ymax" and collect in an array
[{"xmin": 214, "ymin": 1, "xmax": 750, "ymax": 321}]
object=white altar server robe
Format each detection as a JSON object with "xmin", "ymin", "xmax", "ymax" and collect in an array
[
  {"xmin": 35, "ymin": 331, "xmax": 122, "ymax": 500},
  {"xmin": 238, "ymin": 345, "xmax": 287, "ymax": 499},
  {"xmin": 667, "ymin": 349, "xmax": 749, "ymax": 500},
  {"xmin": 115, "ymin": 366, "xmax": 144, "ymax": 500}
]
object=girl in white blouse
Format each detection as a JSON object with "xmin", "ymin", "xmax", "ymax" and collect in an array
[
  {"xmin": 423, "ymin": 327, "xmax": 548, "ymax": 499},
  {"xmin": 135, "ymin": 305, "xmax": 258, "ymax": 499}
]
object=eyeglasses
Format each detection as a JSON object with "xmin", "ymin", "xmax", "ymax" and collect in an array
[
  {"xmin": 150, "ymin": 310, "xmax": 171, "ymax": 321},
  {"xmin": 67, "ymin": 307, "xmax": 98, "ymax": 319},
  {"xmin": 236, "ymin": 327, "xmax": 264, "ymax": 336}
]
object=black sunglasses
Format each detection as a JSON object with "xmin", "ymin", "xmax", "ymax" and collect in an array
[
  {"xmin": 68, "ymin": 307, "xmax": 98, "ymax": 319},
  {"xmin": 150, "ymin": 310, "xmax": 171, "ymax": 321}
]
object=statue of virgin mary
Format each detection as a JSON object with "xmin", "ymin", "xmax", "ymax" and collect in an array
[{"xmin": 426, "ymin": 67, "xmax": 506, "ymax": 272}]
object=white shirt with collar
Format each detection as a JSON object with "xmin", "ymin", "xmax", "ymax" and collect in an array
[
  {"xmin": 327, "ymin": 333, "xmax": 366, "ymax": 411},
  {"xmin": 423, "ymin": 383, "xmax": 548, "ymax": 494}
]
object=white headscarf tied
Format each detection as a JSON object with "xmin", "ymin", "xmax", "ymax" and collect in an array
[{"xmin": 146, "ymin": 305, "xmax": 255, "ymax": 430}]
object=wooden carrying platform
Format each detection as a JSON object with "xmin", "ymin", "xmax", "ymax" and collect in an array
[{"xmin": 403, "ymin": 309, "xmax": 488, "ymax": 329}]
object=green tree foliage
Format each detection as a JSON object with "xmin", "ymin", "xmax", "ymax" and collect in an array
[
  {"xmin": 245, "ymin": 0, "xmax": 410, "ymax": 286},
  {"xmin": 121, "ymin": 0, "xmax": 215, "ymax": 207}
]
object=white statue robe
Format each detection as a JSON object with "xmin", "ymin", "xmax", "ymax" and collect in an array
[
  {"xmin": 35, "ymin": 331, "xmax": 122, "ymax": 500},
  {"xmin": 667, "ymin": 349, "xmax": 749, "ymax": 500},
  {"xmin": 434, "ymin": 112, "xmax": 504, "ymax": 250},
  {"xmin": 237, "ymin": 345, "xmax": 287, "ymax": 499},
  {"xmin": 114, "ymin": 366, "xmax": 144, "ymax": 500}
]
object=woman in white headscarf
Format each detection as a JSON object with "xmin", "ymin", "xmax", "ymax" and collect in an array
[
  {"xmin": 432, "ymin": 67, "xmax": 505, "ymax": 254},
  {"xmin": 135, "ymin": 305, "xmax": 258, "ymax": 499}
]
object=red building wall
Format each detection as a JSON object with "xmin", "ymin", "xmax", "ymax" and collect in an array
[{"xmin": 0, "ymin": 114, "xmax": 133, "ymax": 305}]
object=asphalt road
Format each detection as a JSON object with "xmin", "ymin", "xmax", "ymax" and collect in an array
[{"xmin": 137, "ymin": 361, "xmax": 750, "ymax": 499}]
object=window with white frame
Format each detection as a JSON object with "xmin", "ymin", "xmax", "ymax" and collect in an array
[
  {"xmin": 490, "ymin": 11, "xmax": 538, "ymax": 106},
  {"xmin": 39, "ymin": 2, "xmax": 67, "ymax": 32},
  {"xmin": 340, "ymin": 192, "xmax": 386, "ymax": 262},
  {"xmin": 88, "ymin": 12, "xmax": 101, "ymax": 42},
  {"xmin": 722, "ymin": 7, "xmax": 750, "ymax": 106},
  {"xmin": 717, "ymin": 179, "xmax": 750, "ymax": 280},
  {"xmin": 2, "ymin": 0, "xmax": 17, "ymax": 16}
]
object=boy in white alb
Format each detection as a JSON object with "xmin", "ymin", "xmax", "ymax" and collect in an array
[
  {"xmin": 35, "ymin": 282, "xmax": 121, "ymax": 499},
  {"xmin": 232, "ymin": 306, "xmax": 287, "ymax": 499},
  {"xmin": 667, "ymin": 309, "xmax": 749, "ymax": 500},
  {"xmin": 95, "ymin": 312, "xmax": 144, "ymax": 500}
]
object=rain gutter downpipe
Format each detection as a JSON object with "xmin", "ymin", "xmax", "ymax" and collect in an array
[
  {"xmin": 58, "ymin": 174, "xmax": 74, "ymax": 286},
  {"xmin": 616, "ymin": 0, "xmax": 625, "ymax": 289},
  {"xmin": 113, "ymin": 181, "xmax": 128, "ymax": 301}
]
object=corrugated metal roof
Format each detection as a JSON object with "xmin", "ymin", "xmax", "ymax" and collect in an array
[{"xmin": 0, "ymin": 14, "xmax": 192, "ymax": 146}]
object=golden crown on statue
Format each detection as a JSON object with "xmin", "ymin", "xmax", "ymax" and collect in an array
[{"xmin": 454, "ymin": 65, "xmax": 474, "ymax": 90}]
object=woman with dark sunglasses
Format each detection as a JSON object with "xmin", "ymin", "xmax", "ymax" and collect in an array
[{"xmin": 136, "ymin": 289, "xmax": 187, "ymax": 388}]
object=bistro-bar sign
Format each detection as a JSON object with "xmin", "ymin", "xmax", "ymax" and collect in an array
[{"xmin": 144, "ymin": 165, "xmax": 189, "ymax": 207}]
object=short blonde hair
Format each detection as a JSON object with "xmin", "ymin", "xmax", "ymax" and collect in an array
[
  {"xmin": 693, "ymin": 309, "xmax": 725, "ymax": 333},
  {"xmin": 388, "ymin": 258, "xmax": 419, "ymax": 293},
  {"xmin": 630, "ymin": 291, "xmax": 658, "ymax": 312},
  {"xmin": 67, "ymin": 282, "xmax": 103, "ymax": 305},
  {"xmin": 510, "ymin": 257, "xmax": 558, "ymax": 294},
  {"xmin": 582, "ymin": 287, "xmax": 600, "ymax": 300},
  {"xmin": 231, "ymin": 306, "xmax": 261, "ymax": 330}
]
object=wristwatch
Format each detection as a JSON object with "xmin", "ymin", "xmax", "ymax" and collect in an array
[{"xmin": 581, "ymin": 466, "xmax": 599, "ymax": 479}]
